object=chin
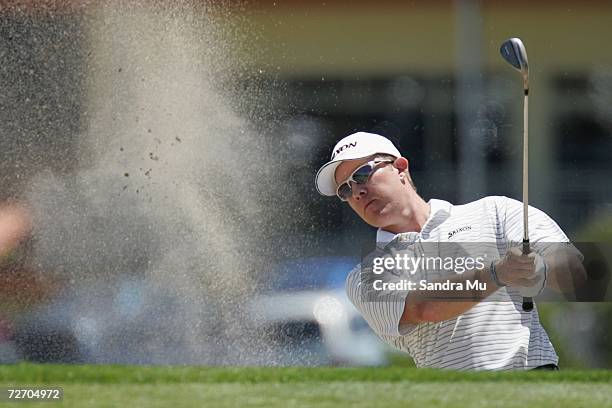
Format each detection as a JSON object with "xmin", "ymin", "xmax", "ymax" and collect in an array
[
  {"xmin": 363, "ymin": 213, "xmax": 389, "ymax": 229},
  {"xmin": 364, "ymin": 206, "xmax": 395, "ymax": 228}
]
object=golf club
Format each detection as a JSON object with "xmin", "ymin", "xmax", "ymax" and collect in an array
[{"xmin": 500, "ymin": 37, "xmax": 533, "ymax": 312}]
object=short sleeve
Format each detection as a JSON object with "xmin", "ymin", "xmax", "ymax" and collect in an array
[
  {"xmin": 345, "ymin": 240, "xmax": 426, "ymax": 337},
  {"xmin": 345, "ymin": 265, "xmax": 408, "ymax": 337}
]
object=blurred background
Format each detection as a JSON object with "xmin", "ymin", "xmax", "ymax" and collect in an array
[{"xmin": 0, "ymin": 0, "xmax": 611, "ymax": 368}]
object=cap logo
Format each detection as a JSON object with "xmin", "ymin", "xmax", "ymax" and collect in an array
[{"xmin": 332, "ymin": 142, "xmax": 357, "ymax": 159}]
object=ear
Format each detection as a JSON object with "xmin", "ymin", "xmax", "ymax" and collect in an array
[{"xmin": 393, "ymin": 157, "xmax": 409, "ymax": 173}]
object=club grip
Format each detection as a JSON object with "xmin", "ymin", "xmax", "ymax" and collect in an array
[{"xmin": 522, "ymin": 239, "xmax": 533, "ymax": 311}]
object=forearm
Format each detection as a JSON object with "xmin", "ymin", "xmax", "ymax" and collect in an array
[
  {"xmin": 544, "ymin": 250, "xmax": 587, "ymax": 294},
  {"xmin": 400, "ymin": 265, "xmax": 500, "ymax": 324}
]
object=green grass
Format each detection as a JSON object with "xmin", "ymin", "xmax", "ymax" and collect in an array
[{"xmin": 0, "ymin": 364, "xmax": 610, "ymax": 407}]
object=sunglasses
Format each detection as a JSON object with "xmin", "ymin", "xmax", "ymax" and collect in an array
[{"xmin": 336, "ymin": 159, "xmax": 394, "ymax": 201}]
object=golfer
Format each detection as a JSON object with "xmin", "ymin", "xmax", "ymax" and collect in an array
[{"xmin": 315, "ymin": 132, "xmax": 585, "ymax": 370}]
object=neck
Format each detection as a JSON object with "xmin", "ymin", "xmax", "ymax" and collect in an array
[{"xmin": 383, "ymin": 192, "xmax": 431, "ymax": 234}]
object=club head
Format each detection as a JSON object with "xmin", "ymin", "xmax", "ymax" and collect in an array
[{"xmin": 500, "ymin": 38, "xmax": 529, "ymax": 89}]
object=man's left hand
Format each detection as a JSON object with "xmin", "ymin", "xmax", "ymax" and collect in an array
[{"xmin": 517, "ymin": 252, "xmax": 547, "ymax": 297}]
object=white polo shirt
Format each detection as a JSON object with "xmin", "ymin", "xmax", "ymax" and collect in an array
[{"xmin": 346, "ymin": 196, "xmax": 566, "ymax": 370}]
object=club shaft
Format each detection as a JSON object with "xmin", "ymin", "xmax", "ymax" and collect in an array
[
  {"xmin": 523, "ymin": 90, "xmax": 529, "ymax": 243},
  {"xmin": 522, "ymin": 88, "xmax": 533, "ymax": 312}
]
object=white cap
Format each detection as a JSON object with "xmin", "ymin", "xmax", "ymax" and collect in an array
[{"xmin": 315, "ymin": 132, "xmax": 401, "ymax": 196}]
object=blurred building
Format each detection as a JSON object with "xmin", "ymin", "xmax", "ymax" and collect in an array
[
  {"xmin": 2, "ymin": 0, "xmax": 612, "ymax": 242},
  {"xmin": 232, "ymin": 0, "xmax": 612, "ymax": 249}
]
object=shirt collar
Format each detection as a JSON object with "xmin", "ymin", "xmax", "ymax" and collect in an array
[{"xmin": 376, "ymin": 199, "xmax": 453, "ymax": 246}]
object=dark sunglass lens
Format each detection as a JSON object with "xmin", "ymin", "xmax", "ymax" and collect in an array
[
  {"xmin": 337, "ymin": 183, "xmax": 352, "ymax": 200},
  {"xmin": 352, "ymin": 164, "xmax": 373, "ymax": 184}
]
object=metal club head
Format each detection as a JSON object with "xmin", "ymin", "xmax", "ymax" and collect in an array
[{"xmin": 500, "ymin": 37, "xmax": 529, "ymax": 90}]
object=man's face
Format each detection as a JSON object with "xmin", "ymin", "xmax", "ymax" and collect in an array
[{"xmin": 334, "ymin": 156, "xmax": 409, "ymax": 229}]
